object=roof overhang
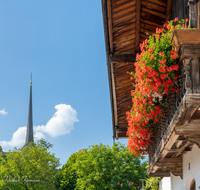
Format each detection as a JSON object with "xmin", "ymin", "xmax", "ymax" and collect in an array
[{"xmin": 102, "ymin": 0, "xmax": 173, "ymax": 139}]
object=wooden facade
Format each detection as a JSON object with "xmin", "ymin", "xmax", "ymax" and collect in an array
[{"xmin": 102, "ymin": 0, "xmax": 200, "ymax": 178}]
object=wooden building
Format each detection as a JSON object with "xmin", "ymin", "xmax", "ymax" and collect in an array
[{"xmin": 102, "ymin": 0, "xmax": 200, "ymax": 189}]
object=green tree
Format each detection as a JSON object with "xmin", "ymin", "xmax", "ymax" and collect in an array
[
  {"xmin": 0, "ymin": 141, "xmax": 60, "ymax": 190},
  {"xmin": 70, "ymin": 142, "xmax": 148, "ymax": 190},
  {"xmin": 56, "ymin": 151, "xmax": 84, "ymax": 190},
  {"xmin": 145, "ymin": 177, "xmax": 161, "ymax": 190},
  {"xmin": 36, "ymin": 138, "xmax": 53, "ymax": 150}
]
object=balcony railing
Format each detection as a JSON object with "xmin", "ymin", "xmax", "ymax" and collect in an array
[{"xmin": 148, "ymin": 29, "xmax": 200, "ymax": 178}]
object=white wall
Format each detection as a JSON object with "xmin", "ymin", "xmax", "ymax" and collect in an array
[
  {"xmin": 170, "ymin": 144, "xmax": 200, "ymax": 190},
  {"xmin": 160, "ymin": 177, "xmax": 171, "ymax": 190}
]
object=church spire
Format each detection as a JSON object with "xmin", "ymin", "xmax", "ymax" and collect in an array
[{"xmin": 24, "ymin": 73, "xmax": 34, "ymax": 146}]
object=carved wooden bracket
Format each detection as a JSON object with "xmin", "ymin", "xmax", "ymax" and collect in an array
[
  {"xmin": 188, "ymin": 0, "xmax": 197, "ymax": 28},
  {"xmin": 183, "ymin": 58, "xmax": 192, "ymax": 94},
  {"xmin": 187, "ymin": 137, "xmax": 200, "ymax": 148},
  {"xmin": 171, "ymin": 171, "xmax": 183, "ymax": 179}
]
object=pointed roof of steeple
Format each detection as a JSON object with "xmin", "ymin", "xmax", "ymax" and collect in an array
[{"xmin": 24, "ymin": 73, "xmax": 34, "ymax": 146}]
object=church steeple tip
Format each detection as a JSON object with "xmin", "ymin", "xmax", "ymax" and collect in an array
[
  {"xmin": 24, "ymin": 73, "xmax": 34, "ymax": 147},
  {"xmin": 30, "ymin": 72, "xmax": 32, "ymax": 85}
]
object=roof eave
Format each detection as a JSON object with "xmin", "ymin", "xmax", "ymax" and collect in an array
[{"xmin": 102, "ymin": 0, "xmax": 116, "ymax": 139}]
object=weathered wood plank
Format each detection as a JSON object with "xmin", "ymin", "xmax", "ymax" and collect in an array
[
  {"xmin": 141, "ymin": 12, "xmax": 165, "ymax": 24},
  {"xmin": 181, "ymin": 105, "xmax": 198, "ymax": 125},
  {"xmin": 107, "ymin": 0, "xmax": 113, "ymax": 53},
  {"xmin": 112, "ymin": 5, "xmax": 136, "ymax": 19},
  {"xmin": 113, "ymin": 23, "xmax": 135, "ymax": 36},
  {"xmin": 113, "ymin": 17, "xmax": 136, "ymax": 28},
  {"xmin": 148, "ymin": 171, "xmax": 170, "ymax": 177},
  {"xmin": 148, "ymin": 130, "xmax": 179, "ymax": 174},
  {"xmin": 173, "ymin": 141, "xmax": 190, "ymax": 158},
  {"xmin": 113, "ymin": 34, "xmax": 136, "ymax": 46},
  {"xmin": 158, "ymin": 157, "xmax": 182, "ymax": 163},
  {"xmin": 142, "ymin": 0, "xmax": 166, "ymax": 12},
  {"xmin": 141, "ymin": 17, "xmax": 163, "ymax": 27},
  {"xmin": 113, "ymin": 11, "xmax": 136, "ymax": 25},
  {"xmin": 115, "ymin": 40, "xmax": 135, "ymax": 52},
  {"xmin": 147, "ymin": 0, "xmax": 167, "ymax": 7},
  {"xmin": 115, "ymin": 49, "xmax": 135, "ymax": 55},
  {"xmin": 114, "ymin": 29, "xmax": 135, "ymax": 41},
  {"xmin": 141, "ymin": 7, "xmax": 166, "ymax": 18},
  {"xmin": 112, "ymin": 0, "xmax": 133, "ymax": 8},
  {"xmin": 190, "ymin": 110, "xmax": 200, "ymax": 120},
  {"xmin": 156, "ymin": 162, "xmax": 182, "ymax": 167},
  {"xmin": 165, "ymin": 0, "xmax": 172, "ymax": 22},
  {"xmin": 112, "ymin": 1, "xmax": 136, "ymax": 14},
  {"xmin": 135, "ymin": 0, "xmax": 141, "ymax": 52},
  {"xmin": 114, "ymin": 48, "xmax": 135, "ymax": 55},
  {"xmin": 113, "ymin": 60, "xmax": 134, "ymax": 66},
  {"xmin": 140, "ymin": 28, "xmax": 154, "ymax": 35},
  {"xmin": 111, "ymin": 60, "xmax": 118, "ymax": 126}
]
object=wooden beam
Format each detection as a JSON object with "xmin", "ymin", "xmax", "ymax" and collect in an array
[
  {"xmin": 158, "ymin": 157, "xmax": 182, "ymax": 163},
  {"xmin": 148, "ymin": 171, "xmax": 170, "ymax": 177},
  {"xmin": 188, "ymin": 137, "xmax": 200, "ymax": 148},
  {"xmin": 165, "ymin": 0, "xmax": 172, "ymax": 22},
  {"xmin": 173, "ymin": 141, "xmax": 190, "ymax": 158},
  {"xmin": 186, "ymin": 94, "xmax": 200, "ymax": 106},
  {"xmin": 175, "ymin": 119, "xmax": 200, "ymax": 135},
  {"xmin": 107, "ymin": 0, "xmax": 113, "ymax": 53},
  {"xmin": 159, "ymin": 131, "xmax": 179, "ymax": 159},
  {"xmin": 156, "ymin": 162, "xmax": 182, "ymax": 167},
  {"xmin": 171, "ymin": 171, "xmax": 183, "ymax": 179},
  {"xmin": 148, "ymin": 130, "xmax": 179, "ymax": 174},
  {"xmin": 110, "ymin": 60, "xmax": 118, "ymax": 128},
  {"xmin": 111, "ymin": 54, "xmax": 136, "ymax": 62},
  {"xmin": 135, "ymin": 0, "xmax": 141, "ymax": 53},
  {"xmin": 181, "ymin": 105, "xmax": 198, "ymax": 125}
]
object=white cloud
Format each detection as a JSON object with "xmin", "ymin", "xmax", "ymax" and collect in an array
[
  {"xmin": 0, "ymin": 104, "xmax": 79, "ymax": 148},
  {"xmin": 34, "ymin": 131, "xmax": 45, "ymax": 140},
  {"xmin": 0, "ymin": 108, "xmax": 7, "ymax": 115},
  {"xmin": 35, "ymin": 104, "xmax": 79, "ymax": 137},
  {"xmin": 0, "ymin": 126, "xmax": 26, "ymax": 147}
]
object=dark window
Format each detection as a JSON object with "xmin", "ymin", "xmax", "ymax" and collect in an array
[{"xmin": 190, "ymin": 179, "xmax": 196, "ymax": 190}]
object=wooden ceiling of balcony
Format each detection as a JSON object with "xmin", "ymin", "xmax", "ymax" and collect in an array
[
  {"xmin": 107, "ymin": 0, "xmax": 170, "ymax": 55},
  {"xmin": 102, "ymin": 0, "xmax": 172, "ymax": 139}
]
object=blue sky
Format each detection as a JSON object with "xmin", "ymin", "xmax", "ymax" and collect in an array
[{"xmin": 0, "ymin": 0, "xmax": 128, "ymax": 166}]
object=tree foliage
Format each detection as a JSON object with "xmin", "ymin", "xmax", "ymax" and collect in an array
[
  {"xmin": 145, "ymin": 177, "xmax": 161, "ymax": 190},
  {"xmin": 56, "ymin": 151, "xmax": 84, "ymax": 190},
  {"xmin": 0, "ymin": 141, "xmax": 60, "ymax": 190},
  {"xmin": 59, "ymin": 142, "xmax": 148, "ymax": 190}
]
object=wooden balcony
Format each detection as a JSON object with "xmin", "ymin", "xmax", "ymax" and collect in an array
[{"xmin": 148, "ymin": 29, "xmax": 200, "ymax": 179}]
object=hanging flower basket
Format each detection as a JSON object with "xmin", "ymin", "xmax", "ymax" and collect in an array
[{"xmin": 126, "ymin": 18, "xmax": 190, "ymax": 156}]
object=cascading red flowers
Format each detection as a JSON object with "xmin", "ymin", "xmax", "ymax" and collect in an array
[{"xmin": 126, "ymin": 18, "xmax": 189, "ymax": 156}]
